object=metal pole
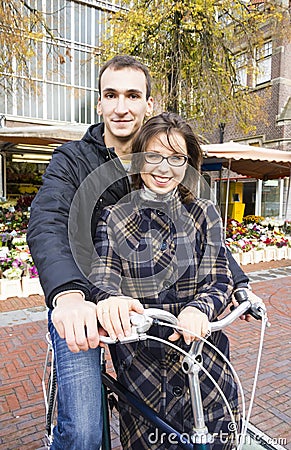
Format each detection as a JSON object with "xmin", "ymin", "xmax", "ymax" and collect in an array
[
  {"xmin": 284, "ymin": 167, "xmax": 291, "ymax": 219},
  {"xmin": 223, "ymin": 159, "xmax": 231, "ymax": 237},
  {"xmin": 255, "ymin": 180, "xmax": 262, "ymax": 216},
  {"xmin": 101, "ymin": 349, "xmax": 112, "ymax": 450}
]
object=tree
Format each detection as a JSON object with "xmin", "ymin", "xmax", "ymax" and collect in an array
[
  {"xmin": 100, "ymin": 0, "xmax": 289, "ymax": 132},
  {"xmin": 0, "ymin": 1, "xmax": 56, "ymax": 93}
]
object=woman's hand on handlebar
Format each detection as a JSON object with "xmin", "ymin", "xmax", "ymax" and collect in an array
[
  {"xmin": 97, "ymin": 296, "xmax": 144, "ymax": 341},
  {"xmin": 168, "ymin": 306, "xmax": 209, "ymax": 345}
]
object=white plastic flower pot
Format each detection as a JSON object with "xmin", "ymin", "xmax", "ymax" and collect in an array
[
  {"xmin": 253, "ymin": 249, "xmax": 265, "ymax": 264},
  {"xmin": 0, "ymin": 278, "xmax": 22, "ymax": 300},
  {"xmin": 231, "ymin": 253, "xmax": 241, "ymax": 265},
  {"xmin": 264, "ymin": 246, "xmax": 277, "ymax": 262},
  {"xmin": 21, "ymin": 277, "xmax": 44, "ymax": 297},
  {"xmin": 240, "ymin": 250, "xmax": 254, "ymax": 265},
  {"xmin": 275, "ymin": 247, "xmax": 287, "ymax": 261}
]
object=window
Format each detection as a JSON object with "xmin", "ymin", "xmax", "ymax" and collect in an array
[
  {"xmin": 235, "ymin": 53, "xmax": 248, "ymax": 88},
  {"xmin": 1, "ymin": 0, "xmax": 115, "ymax": 125},
  {"xmin": 262, "ymin": 180, "xmax": 280, "ymax": 217},
  {"xmin": 256, "ymin": 41, "xmax": 272, "ymax": 85}
]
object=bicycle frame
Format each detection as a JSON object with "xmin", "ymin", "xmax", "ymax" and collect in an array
[
  {"xmin": 101, "ymin": 371, "xmax": 206, "ymax": 450},
  {"xmin": 100, "ymin": 296, "xmax": 268, "ymax": 450},
  {"xmin": 43, "ymin": 291, "xmax": 268, "ymax": 450},
  {"xmin": 42, "ymin": 333, "xmax": 57, "ymax": 447}
]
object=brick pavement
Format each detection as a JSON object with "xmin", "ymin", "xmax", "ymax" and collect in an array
[
  {"xmin": 0, "ymin": 295, "xmax": 44, "ymax": 313},
  {"xmin": 0, "ymin": 320, "xmax": 48, "ymax": 449},
  {"xmin": 227, "ymin": 275, "xmax": 291, "ymax": 448},
  {"xmin": 0, "ymin": 265, "xmax": 290, "ymax": 450}
]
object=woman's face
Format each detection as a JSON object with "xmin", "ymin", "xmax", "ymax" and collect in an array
[{"xmin": 140, "ymin": 131, "xmax": 188, "ymax": 195}]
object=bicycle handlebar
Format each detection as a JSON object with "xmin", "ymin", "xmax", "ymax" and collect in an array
[{"xmin": 100, "ymin": 289, "xmax": 268, "ymax": 345}]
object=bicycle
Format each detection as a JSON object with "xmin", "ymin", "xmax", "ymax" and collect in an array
[{"xmin": 42, "ymin": 288, "xmax": 269, "ymax": 450}]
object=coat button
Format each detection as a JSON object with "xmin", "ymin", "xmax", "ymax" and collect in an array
[
  {"xmin": 163, "ymin": 280, "xmax": 172, "ymax": 289},
  {"xmin": 170, "ymin": 351, "xmax": 180, "ymax": 363},
  {"xmin": 160, "ymin": 241, "xmax": 167, "ymax": 251},
  {"xmin": 172, "ymin": 386, "xmax": 183, "ymax": 397}
]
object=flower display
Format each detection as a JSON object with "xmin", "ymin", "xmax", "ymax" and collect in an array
[
  {"xmin": 0, "ymin": 246, "xmax": 38, "ymax": 280},
  {"xmin": 0, "ymin": 195, "xmax": 33, "ymax": 240},
  {"xmin": 28, "ymin": 265, "xmax": 39, "ymax": 278},
  {"xmin": 0, "ymin": 250, "xmax": 24, "ymax": 279},
  {"xmin": 226, "ymin": 217, "xmax": 291, "ymax": 254},
  {"xmin": 2, "ymin": 267, "xmax": 23, "ymax": 280},
  {"xmin": 0, "ymin": 196, "xmax": 39, "ymax": 287}
]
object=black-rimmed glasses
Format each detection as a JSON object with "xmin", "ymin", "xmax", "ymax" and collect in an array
[{"xmin": 144, "ymin": 152, "xmax": 188, "ymax": 167}]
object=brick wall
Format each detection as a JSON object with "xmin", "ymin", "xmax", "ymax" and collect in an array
[{"xmin": 201, "ymin": 34, "xmax": 291, "ymax": 151}]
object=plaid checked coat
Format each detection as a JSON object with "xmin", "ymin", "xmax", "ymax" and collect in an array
[{"xmin": 90, "ymin": 191, "xmax": 238, "ymax": 449}]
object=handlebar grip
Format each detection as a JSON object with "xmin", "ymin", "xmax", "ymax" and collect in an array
[
  {"xmin": 234, "ymin": 288, "xmax": 249, "ymax": 304},
  {"xmin": 233, "ymin": 288, "xmax": 267, "ymax": 321}
]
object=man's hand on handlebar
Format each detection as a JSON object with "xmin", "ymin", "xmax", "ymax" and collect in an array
[
  {"xmin": 51, "ymin": 293, "xmax": 100, "ymax": 353},
  {"xmin": 168, "ymin": 306, "xmax": 209, "ymax": 345},
  {"xmin": 97, "ymin": 296, "xmax": 144, "ymax": 342}
]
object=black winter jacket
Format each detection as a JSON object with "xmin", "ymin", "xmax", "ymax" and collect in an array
[
  {"xmin": 27, "ymin": 122, "xmax": 249, "ymax": 310},
  {"xmin": 27, "ymin": 123, "xmax": 130, "ymax": 309}
]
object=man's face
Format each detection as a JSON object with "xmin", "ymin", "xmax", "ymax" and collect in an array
[{"xmin": 97, "ymin": 67, "xmax": 153, "ymax": 148}]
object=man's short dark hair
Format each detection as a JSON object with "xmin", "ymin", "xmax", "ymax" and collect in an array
[{"xmin": 98, "ymin": 55, "xmax": 151, "ymax": 100}]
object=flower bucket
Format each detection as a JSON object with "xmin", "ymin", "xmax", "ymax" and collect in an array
[
  {"xmin": 240, "ymin": 250, "xmax": 254, "ymax": 265},
  {"xmin": 0, "ymin": 278, "xmax": 22, "ymax": 300},
  {"xmin": 21, "ymin": 276, "xmax": 44, "ymax": 297},
  {"xmin": 275, "ymin": 246, "xmax": 287, "ymax": 261},
  {"xmin": 231, "ymin": 253, "xmax": 241, "ymax": 265},
  {"xmin": 253, "ymin": 249, "xmax": 265, "ymax": 264},
  {"xmin": 288, "ymin": 247, "xmax": 291, "ymax": 260},
  {"xmin": 264, "ymin": 246, "xmax": 277, "ymax": 262}
]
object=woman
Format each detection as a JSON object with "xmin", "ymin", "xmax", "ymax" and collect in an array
[{"xmin": 90, "ymin": 112, "xmax": 238, "ymax": 449}]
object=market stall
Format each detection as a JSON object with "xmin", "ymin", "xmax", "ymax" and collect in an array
[{"xmin": 202, "ymin": 141, "xmax": 291, "ymax": 227}]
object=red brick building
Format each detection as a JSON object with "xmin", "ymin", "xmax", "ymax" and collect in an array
[{"xmin": 201, "ymin": 12, "xmax": 291, "ymax": 220}]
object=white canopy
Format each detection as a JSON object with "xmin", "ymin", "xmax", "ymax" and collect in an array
[
  {"xmin": 0, "ymin": 124, "xmax": 88, "ymax": 146},
  {"xmin": 202, "ymin": 141, "xmax": 291, "ymax": 180}
]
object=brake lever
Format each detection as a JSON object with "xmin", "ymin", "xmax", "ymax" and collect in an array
[
  {"xmin": 100, "ymin": 312, "xmax": 154, "ymax": 345},
  {"xmin": 233, "ymin": 288, "xmax": 270, "ymax": 325}
]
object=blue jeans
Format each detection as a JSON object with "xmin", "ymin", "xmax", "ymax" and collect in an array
[{"xmin": 48, "ymin": 311, "xmax": 103, "ymax": 450}]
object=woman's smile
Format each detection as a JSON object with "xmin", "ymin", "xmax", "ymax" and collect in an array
[{"xmin": 152, "ymin": 175, "xmax": 172, "ymax": 185}]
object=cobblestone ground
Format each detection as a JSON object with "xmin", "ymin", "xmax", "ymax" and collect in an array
[{"xmin": 0, "ymin": 263, "xmax": 290, "ymax": 450}]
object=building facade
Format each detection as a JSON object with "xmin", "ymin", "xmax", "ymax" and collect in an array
[
  {"xmin": 0, "ymin": 0, "xmax": 290, "ymax": 219},
  {"xmin": 201, "ymin": 19, "xmax": 291, "ymax": 220},
  {"xmin": 1, "ymin": 0, "xmax": 122, "ymax": 127},
  {"xmin": 0, "ymin": 0, "xmax": 119, "ymax": 198}
]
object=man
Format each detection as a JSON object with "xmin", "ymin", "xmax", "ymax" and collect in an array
[
  {"xmin": 28, "ymin": 55, "xmax": 152, "ymax": 450},
  {"xmin": 28, "ymin": 55, "xmax": 253, "ymax": 449}
]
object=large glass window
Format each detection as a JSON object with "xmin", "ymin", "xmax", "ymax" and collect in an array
[
  {"xmin": 261, "ymin": 180, "xmax": 280, "ymax": 217},
  {"xmin": 1, "ymin": 0, "xmax": 112, "ymax": 125}
]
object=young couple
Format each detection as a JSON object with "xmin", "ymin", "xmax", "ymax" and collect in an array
[{"xmin": 28, "ymin": 55, "xmax": 257, "ymax": 450}]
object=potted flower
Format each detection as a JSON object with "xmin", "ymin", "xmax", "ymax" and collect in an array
[
  {"xmin": 252, "ymin": 242, "xmax": 265, "ymax": 264},
  {"xmin": 0, "ymin": 252, "xmax": 23, "ymax": 300},
  {"xmin": 21, "ymin": 253, "xmax": 43, "ymax": 297},
  {"xmin": 225, "ymin": 240, "xmax": 241, "ymax": 264},
  {"xmin": 239, "ymin": 240, "xmax": 255, "ymax": 265}
]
